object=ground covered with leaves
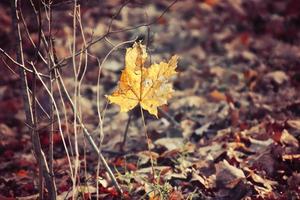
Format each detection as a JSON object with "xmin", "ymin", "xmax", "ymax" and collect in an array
[{"xmin": 1, "ymin": 0, "xmax": 300, "ymax": 199}]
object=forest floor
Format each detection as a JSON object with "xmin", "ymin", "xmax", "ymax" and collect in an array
[{"xmin": 0, "ymin": 0, "xmax": 300, "ymax": 199}]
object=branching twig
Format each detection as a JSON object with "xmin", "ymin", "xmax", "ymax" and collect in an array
[
  {"xmin": 44, "ymin": 1, "xmax": 57, "ymax": 197},
  {"xmin": 55, "ymin": 69, "xmax": 124, "ymax": 194},
  {"xmin": 51, "ymin": 0, "xmax": 179, "ymax": 70},
  {"xmin": 0, "ymin": 48, "xmax": 49, "ymax": 78},
  {"xmin": 4, "ymin": 1, "xmax": 180, "ymax": 198},
  {"xmin": 10, "ymin": 0, "xmax": 56, "ymax": 199}
]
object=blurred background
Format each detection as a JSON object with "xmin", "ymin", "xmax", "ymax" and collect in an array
[{"xmin": 0, "ymin": 0, "xmax": 300, "ymax": 199}]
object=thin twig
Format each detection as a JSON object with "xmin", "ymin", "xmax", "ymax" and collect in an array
[
  {"xmin": 19, "ymin": 1, "xmax": 46, "ymax": 64},
  {"xmin": 140, "ymin": 106, "xmax": 155, "ymax": 179},
  {"xmin": 1, "ymin": 58, "xmax": 50, "ymax": 118},
  {"xmin": 55, "ymin": 68, "xmax": 124, "ymax": 195},
  {"xmin": 120, "ymin": 112, "xmax": 132, "ymax": 151},
  {"xmin": 10, "ymin": 0, "xmax": 55, "ymax": 198},
  {"xmin": 51, "ymin": 0, "xmax": 179, "ymax": 70},
  {"xmin": 31, "ymin": 61, "xmax": 44, "ymax": 200},
  {"xmin": 76, "ymin": 6, "xmax": 91, "ymax": 198},
  {"xmin": 30, "ymin": 61, "xmax": 74, "ymax": 188},
  {"xmin": 158, "ymin": 107, "xmax": 181, "ymax": 129},
  {"xmin": 71, "ymin": 2, "xmax": 80, "ymax": 198},
  {"xmin": 96, "ymin": 38, "xmax": 137, "ymax": 149},
  {"xmin": 0, "ymin": 48, "xmax": 49, "ymax": 78},
  {"xmin": 44, "ymin": 1, "xmax": 57, "ymax": 198}
]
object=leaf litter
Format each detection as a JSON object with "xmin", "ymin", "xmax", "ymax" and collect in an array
[{"xmin": 1, "ymin": 0, "xmax": 300, "ymax": 199}]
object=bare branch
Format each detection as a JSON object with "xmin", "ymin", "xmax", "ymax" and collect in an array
[
  {"xmin": 0, "ymin": 48, "xmax": 49, "ymax": 78},
  {"xmin": 51, "ymin": 0, "xmax": 179, "ymax": 70},
  {"xmin": 10, "ymin": 0, "xmax": 56, "ymax": 198}
]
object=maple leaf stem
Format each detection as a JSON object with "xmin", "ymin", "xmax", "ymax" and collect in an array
[
  {"xmin": 140, "ymin": 105, "xmax": 156, "ymax": 179},
  {"xmin": 120, "ymin": 112, "xmax": 132, "ymax": 151}
]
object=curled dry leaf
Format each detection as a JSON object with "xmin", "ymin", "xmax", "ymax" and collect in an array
[
  {"xmin": 210, "ymin": 66, "xmax": 226, "ymax": 77},
  {"xmin": 280, "ymin": 129, "xmax": 299, "ymax": 147},
  {"xmin": 107, "ymin": 42, "xmax": 178, "ymax": 117},
  {"xmin": 0, "ymin": 123, "xmax": 15, "ymax": 138},
  {"xmin": 264, "ymin": 70, "xmax": 289, "ymax": 85},
  {"xmin": 245, "ymin": 168, "xmax": 277, "ymax": 194},
  {"xmin": 287, "ymin": 119, "xmax": 300, "ymax": 130},
  {"xmin": 57, "ymin": 185, "xmax": 97, "ymax": 200},
  {"xmin": 168, "ymin": 190, "xmax": 184, "ymax": 200},
  {"xmin": 288, "ymin": 173, "xmax": 300, "ymax": 189},
  {"xmin": 215, "ymin": 160, "xmax": 245, "ymax": 189},
  {"xmin": 209, "ymin": 90, "xmax": 227, "ymax": 102},
  {"xmin": 170, "ymin": 95, "xmax": 206, "ymax": 110},
  {"xmin": 282, "ymin": 154, "xmax": 300, "ymax": 161},
  {"xmin": 192, "ymin": 171, "xmax": 215, "ymax": 189},
  {"xmin": 154, "ymin": 137, "xmax": 184, "ymax": 151}
]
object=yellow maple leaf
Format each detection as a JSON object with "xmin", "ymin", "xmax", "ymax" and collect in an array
[{"xmin": 106, "ymin": 42, "xmax": 178, "ymax": 117}]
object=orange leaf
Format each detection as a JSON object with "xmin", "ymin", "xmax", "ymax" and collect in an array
[
  {"xmin": 17, "ymin": 169, "xmax": 28, "ymax": 177},
  {"xmin": 106, "ymin": 42, "xmax": 178, "ymax": 117},
  {"xmin": 204, "ymin": 0, "xmax": 219, "ymax": 7},
  {"xmin": 209, "ymin": 90, "xmax": 227, "ymax": 102}
]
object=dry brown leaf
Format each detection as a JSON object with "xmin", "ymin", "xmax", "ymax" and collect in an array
[
  {"xmin": 287, "ymin": 119, "xmax": 300, "ymax": 130},
  {"xmin": 245, "ymin": 168, "xmax": 277, "ymax": 192},
  {"xmin": 210, "ymin": 66, "xmax": 226, "ymax": 77},
  {"xmin": 215, "ymin": 160, "xmax": 245, "ymax": 189},
  {"xmin": 154, "ymin": 137, "xmax": 184, "ymax": 151},
  {"xmin": 265, "ymin": 70, "xmax": 289, "ymax": 85},
  {"xmin": 170, "ymin": 96, "xmax": 206, "ymax": 110},
  {"xmin": 181, "ymin": 119, "xmax": 196, "ymax": 139},
  {"xmin": 282, "ymin": 154, "xmax": 300, "ymax": 161},
  {"xmin": 191, "ymin": 171, "xmax": 215, "ymax": 189},
  {"xmin": 204, "ymin": 0, "xmax": 220, "ymax": 7},
  {"xmin": 209, "ymin": 90, "xmax": 227, "ymax": 102},
  {"xmin": 168, "ymin": 190, "xmax": 184, "ymax": 200},
  {"xmin": 280, "ymin": 129, "xmax": 299, "ymax": 147}
]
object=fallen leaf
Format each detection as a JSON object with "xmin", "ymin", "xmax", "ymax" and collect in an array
[
  {"xmin": 288, "ymin": 173, "xmax": 300, "ymax": 189},
  {"xmin": 282, "ymin": 154, "xmax": 300, "ymax": 160},
  {"xmin": 215, "ymin": 160, "xmax": 245, "ymax": 189},
  {"xmin": 209, "ymin": 90, "xmax": 227, "ymax": 102},
  {"xmin": 0, "ymin": 123, "xmax": 15, "ymax": 137},
  {"xmin": 113, "ymin": 158, "xmax": 137, "ymax": 171},
  {"xmin": 149, "ymin": 192, "xmax": 161, "ymax": 200},
  {"xmin": 137, "ymin": 151, "xmax": 159, "ymax": 165},
  {"xmin": 265, "ymin": 71, "xmax": 289, "ymax": 85},
  {"xmin": 246, "ymin": 168, "xmax": 277, "ymax": 191},
  {"xmin": 198, "ymin": 142, "xmax": 224, "ymax": 160},
  {"xmin": 168, "ymin": 190, "xmax": 184, "ymax": 200},
  {"xmin": 154, "ymin": 137, "xmax": 184, "ymax": 151},
  {"xmin": 280, "ymin": 129, "xmax": 299, "ymax": 147},
  {"xmin": 204, "ymin": 0, "xmax": 219, "ymax": 7},
  {"xmin": 0, "ymin": 98, "xmax": 23, "ymax": 115},
  {"xmin": 191, "ymin": 171, "xmax": 214, "ymax": 189},
  {"xmin": 195, "ymin": 122, "xmax": 211, "ymax": 137},
  {"xmin": 97, "ymin": 176, "xmax": 108, "ymax": 188},
  {"xmin": 287, "ymin": 119, "xmax": 300, "ymax": 130},
  {"xmin": 248, "ymin": 137, "xmax": 273, "ymax": 152},
  {"xmin": 239, "ymin": 32, "xmax": 250, "ymax": 46},
  {"xmin": 210, "ymin": 66, "xmax": 226, "ymax": 78},
  {"xmin": 170, "ymin": 96, "xmax": 206, "ymax": 110},
  {"xmin": 107, "ymin": 42, "xmax": 178, "ymax": 117},
  {"xmin": 145, "ymin": 182, "xmax": 172, "ymax": 200},
  {"xmin": 180, "ymin": 119, "xmax": 196, "ymax": 139},
  {"xmin": 57, "ymin": 185, "xmax": 97, "ymax": 200},
  {"xmin": 16, "ymin": 169, "xmax": 28, "ymax": 178},
  {"xmin": 137, "ymin": 166, "xmax": 170, "ymax": 174},
  {"xmin": 252, "ymin": 152, "xmax": 275, "ymax": 176}
]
